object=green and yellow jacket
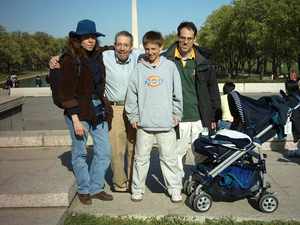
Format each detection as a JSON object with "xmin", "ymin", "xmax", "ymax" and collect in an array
[{"xmin": 163, "ymin": 42, "xmax": 221, "ymax": 128}]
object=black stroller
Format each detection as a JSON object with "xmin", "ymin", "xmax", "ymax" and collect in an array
[{"xmin": 183, "ymin": 90, "xmax": 300, "ymax": 213}]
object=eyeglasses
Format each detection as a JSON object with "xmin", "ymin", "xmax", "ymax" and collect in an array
[
  {"xmin": 115, "ymin": 43, "xmax": 131, "ymax": 49},
  {"xmin": 179, "ymin": 36, "xmax": 194, "ymax": 42}
]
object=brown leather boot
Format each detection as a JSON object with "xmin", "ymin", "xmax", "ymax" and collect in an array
[
  {"xmin": 91, "ymin": 191, "xmax": 113, "ymax": 201},
  {"xmin": 77, "ymin": 193, "xmax": 92, "ymax": 205}
]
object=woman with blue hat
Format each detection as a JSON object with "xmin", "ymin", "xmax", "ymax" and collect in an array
[{"xmin": 59, "ymin": 19, "xmax": 113, "ymax": 204}]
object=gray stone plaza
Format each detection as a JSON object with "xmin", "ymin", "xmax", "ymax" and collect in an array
[{"xmin": 0, "ymin": 94, "xmax": 300, "ymax": 225}]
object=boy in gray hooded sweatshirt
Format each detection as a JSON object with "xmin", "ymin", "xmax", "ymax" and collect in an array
[{"xmin": 125, "ymin": 31, "xmax": 183, "ymax": 203}]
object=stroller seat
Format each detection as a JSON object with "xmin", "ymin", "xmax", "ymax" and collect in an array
[
  {"xmin": 193, "ymin": 129, "xmax": 253, "ymax": 160},
  {"xmin": 213, "ymin": 129, "xmax": 253, "ymax": 149},
  {"xmin": 195, "ymin": 129, "xmax": 252, "ymax": 149}
]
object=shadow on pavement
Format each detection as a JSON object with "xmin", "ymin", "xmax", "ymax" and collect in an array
[
  {"xmin": 146, "ymin": 148, "xmax": 166, "ymax": 194},
  {"xmin": 58, "ymin": 149, "xmax": 73, "ymax": 172},
  {"xmin": 57, "ymin": 147, "xmax": 115, "ymax": 191},
  {"xmin": 270, "ymin": 139, "xmax": 300, "ymax": 165}
]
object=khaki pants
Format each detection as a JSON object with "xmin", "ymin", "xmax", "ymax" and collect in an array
[
  {"xmin": 176, "ymin": 120, "xmax": 205, "ymax": 177},
  {"xmin": 131, "ymin": 128, "xmax": 182, "ymax": 195},
  {"xmin": 109, "ymin": 105, "xmax": 136, "ymax": 189}
]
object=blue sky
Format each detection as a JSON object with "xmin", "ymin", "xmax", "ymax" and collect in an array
[{"xmin": 0, "ymin": 0, "xmax": 232, "ymax": 45}]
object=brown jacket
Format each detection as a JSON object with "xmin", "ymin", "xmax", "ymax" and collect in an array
[{"xmin": 59, "ymin": 49, "xmax": 113, "ymax": 127}]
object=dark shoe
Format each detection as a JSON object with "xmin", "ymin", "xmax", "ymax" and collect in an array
[
  {"xmin": 77, "ymin": 193, "xmax": 92, "ymax": 205},
  {"xmin": 286, "ymin": 149, "xmax": 300, "ymax": 157},
  {"xmin": 91, "ymin": 191, "xmax": 113, "ymax": 201}
]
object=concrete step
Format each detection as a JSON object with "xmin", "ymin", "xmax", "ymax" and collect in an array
[
  {"xmin": 0, "ymin": 130, "xmax": 93, "ymax": 147},
  {"xmin": 0, "ymin": 147, "xmax": 76, "ymax": 208},
  {"xmin": 0, "ymin": 130, "xmax": 298, "ymax": 150},
  {"xmin": 0, "ymin": 207, "xmax": 67, "ymax": 225},
  {"xmin": 0, "ymin": 96, "xmax": 24, "ymax": 114}
]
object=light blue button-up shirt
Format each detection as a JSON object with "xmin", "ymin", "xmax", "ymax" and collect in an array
[{"xmin": 103, "ymin": 49, "xmax": 141, "ymax": 102}]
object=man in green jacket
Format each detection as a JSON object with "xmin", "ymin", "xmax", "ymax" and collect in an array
[{"xmin": 163, "ymin": 21, "xmax": 221, "ymax": 177}]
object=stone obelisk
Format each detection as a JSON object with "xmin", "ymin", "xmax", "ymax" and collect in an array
[{"xmin": 131, "ymin": 0, "xmax": 139, "ymax": 48}]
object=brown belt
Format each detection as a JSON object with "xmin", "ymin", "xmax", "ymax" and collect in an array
[{"xmin": 109, "ymin": 101, "xmax": 125, "ymax": 106}]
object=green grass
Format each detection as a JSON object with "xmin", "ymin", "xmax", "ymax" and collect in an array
[{"xmin": 64, "ymin": 214, "xmax": 300, "ymax": 225}]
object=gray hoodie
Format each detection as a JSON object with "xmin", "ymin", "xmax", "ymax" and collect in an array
[{"xmin": 125, "ymin": 56, "xmax": 182, "ymax": 131}]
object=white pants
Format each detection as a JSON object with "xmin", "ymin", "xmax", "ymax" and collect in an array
[
  {"xmin": 131, "ymin": 128, "xmax": 182, "ymax": 195},
  {"xmin": 175, "ymin": 120, "xmax": 205, "ymax": 177}
]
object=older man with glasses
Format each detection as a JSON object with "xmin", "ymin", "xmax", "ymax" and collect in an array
[{"xmin": 103, "ymin": 31, "xmax": 140, "ymax": 192}]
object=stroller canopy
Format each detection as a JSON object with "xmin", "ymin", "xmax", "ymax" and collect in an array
[{"xmin": 228, "ymin": 91, "xmax": 289, "ymax": 142}]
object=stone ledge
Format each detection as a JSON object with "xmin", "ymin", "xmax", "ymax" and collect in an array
[
  {"xmin": 0, "ymin": 130, "xmax": 298, "ymax": 150},
  {"xmin": 8, "ymin": 84, "xmax": 286, "ymax": 97},
  {"xmin": 0, "ymin": 133, "xmax": 43, "ymax": 147},
  {"xmin": 0, "ymin": 96, "xmax": 24, "ymax": 114},
  {"xmin": 10, "ymin": 87, "xmax": 51, "ymax": 97},
  {"xmin": 0, "ymin": 130, "xmax": 93, "ymax": 147}
]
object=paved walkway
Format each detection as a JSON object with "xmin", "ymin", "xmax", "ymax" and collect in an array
[
  {"xmin": 69, "ymin": 149, "xmax": 300, "ymax": 221},
  {"xmin": 0, "ymin": 147, "xmax": 74, "ymax": 225},
  {"xmin": 0, "ymin": 147, "xmax": 299, "ymax": 225}
]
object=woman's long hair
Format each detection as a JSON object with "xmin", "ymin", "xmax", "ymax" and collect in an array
[{"xmin": 67, "ymin": 36, "xmax": 100, "ymax": 58}]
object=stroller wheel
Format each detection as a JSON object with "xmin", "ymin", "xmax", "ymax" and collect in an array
[
  {"xmin": 259, "ymin": 193, "xmax": 278, "ymax": 213},
  {"xmin": 192, "ymin": 193, "xmax": 212, "ymax": 212},
  {"xmin": 183, "ymin": 179, "xmax": 190, "ymax": 194},
  {"xmin": 188, "ymin": 192, "xmax": 196, "ymax": 207},
  {"xmin": 186, "ymin": 181, "xmax": 197, "ymax": 195}
]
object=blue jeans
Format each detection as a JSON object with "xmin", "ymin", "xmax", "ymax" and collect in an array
[
  {"xmin": 218, "ymin": 120, "xmax": 232, "ymax": 129},
  {"xmin": 65, "ymin": 103, "xmax": 111, "ymax": 195}
]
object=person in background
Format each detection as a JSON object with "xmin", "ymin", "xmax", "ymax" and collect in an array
[
  {"xmin": 285, "ymin": 79, "xmax": 300, "ymax": 157},
  {"xmin": 4, "ymin": 75, "xmax": 13, "ymax": 89},
  {"xmin": 219, "ymin": 81, "xmax": 235, "ymax": 129},
  {"xmin": 35, "ymin": 75, "xmax": 42, "ymax": 87},
  {"xmin": 289, "ymin": 69, "xmax": 299, "ymax": 82},
  {"xmin": 10, "ymin": 75, "xmax": 19, "ymax": 88}
]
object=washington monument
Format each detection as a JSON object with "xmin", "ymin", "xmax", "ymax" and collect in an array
[{"xmin": 131, "ymin": 0, "xmax": 139, "ymax": 48}]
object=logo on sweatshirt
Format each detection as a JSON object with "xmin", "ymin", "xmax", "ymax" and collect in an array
[{"xmin": 144, "ymin": 75, "xmax": 163, "ymax": 88}]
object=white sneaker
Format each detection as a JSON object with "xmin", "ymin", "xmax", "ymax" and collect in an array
[
  {"xmin": 171, "ymin": 189, "xmax": 182, "ymax": 203},
  {"xmin": 131, "ymin": 193, "xmax": 143, "ymax": 202}
]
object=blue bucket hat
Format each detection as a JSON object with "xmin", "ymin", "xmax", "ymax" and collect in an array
[{"xmin": 69, "ymin": 19, "xmax": 105, "ymax": 38}]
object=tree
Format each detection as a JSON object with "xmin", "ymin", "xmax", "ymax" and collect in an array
[
  {"xmin": 198, "ymin": 5, "xmax": 236, "ymax": 77},
  {"xmin": 0, "ymin": 26, "xmax": 66, "ymax": 74},
  {"xmin": 0, "ymin": 32, "xmax": 23, "ymax": 73},
  {"xmin": 196, "ymin": 0, "xmax": 300, "ymax": 79},
  {"xmin": 163, "ymin": 32, "xmax": 177, "ymax": 49}
]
